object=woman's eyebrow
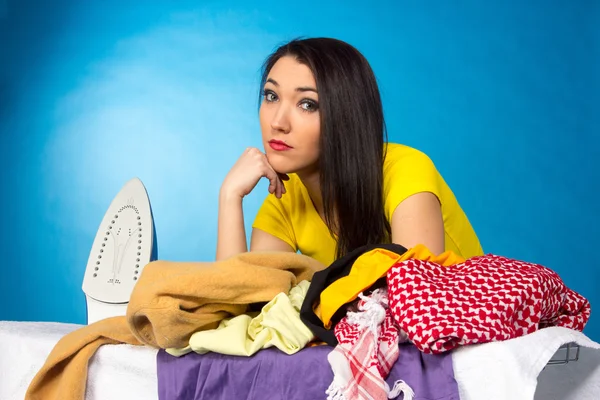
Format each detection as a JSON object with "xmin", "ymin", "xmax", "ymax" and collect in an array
[{"xmin": 266, "ymin": 78, "xmax": 318, "ymax": 94}]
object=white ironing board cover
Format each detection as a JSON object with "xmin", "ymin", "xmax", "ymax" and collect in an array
[
  {"xmin": 0, "ymin": 321, "xmax": 598, "ymax": 400},
  {"xmin": 0, "ymin": 321, "xmax": 158, "ymax": 400},
  {"xmin": 453, "ymin": 326, "xmax": 600, "ymax": 400}
]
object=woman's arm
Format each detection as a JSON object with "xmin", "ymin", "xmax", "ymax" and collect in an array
[
  {"xmin": 216, "ymin": 191, "xmax": 248, "ymax": 261},
  {"xmin": 216, "ymin": 193, "xmax": 294, "ymax": 260},
  {"xmin": 390, "ymin": 192, "xmax": 445, "ymax": 254},
  {"xmin": 216, "ymin": 147, "xmax": 288, "ymax": 261},
  {"xmin": 250, "ymin": 228, "xmax": 295, "ymax": 252}
]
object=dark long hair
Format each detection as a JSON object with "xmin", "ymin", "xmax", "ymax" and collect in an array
[{"xmin": 259, "ymin": 37, "xmax": 391, "ymax": 260}]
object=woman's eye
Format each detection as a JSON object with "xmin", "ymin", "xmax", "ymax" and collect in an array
[
  {"xmin": 300, "ymin": 100, "xmax": 318, "ymax": 112},
  {"xmin": 263, "ymin": 90, "xmax": 277, "ymax": 102}
]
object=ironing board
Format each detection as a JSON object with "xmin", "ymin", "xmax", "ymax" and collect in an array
[{"xmin": 0, "ymin": 321, "xmax": 598, "ymax": 400}]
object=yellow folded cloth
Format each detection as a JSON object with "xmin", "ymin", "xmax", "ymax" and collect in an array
[{"xmin": 167, "ymin": 280, "xmax": 314, "ymax": 357}]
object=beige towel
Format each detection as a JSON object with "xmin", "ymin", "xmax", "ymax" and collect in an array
[{"xmin": 25, "ymin": 251, "xmax": 325, "ymax": 400}]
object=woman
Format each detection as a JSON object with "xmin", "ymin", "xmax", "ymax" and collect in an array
[{"xmin": 217, "ymin": 37, "xmax": 483, "ymax": 265}]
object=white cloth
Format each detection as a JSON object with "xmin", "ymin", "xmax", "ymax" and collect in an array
[
  {"xmin": 453, "ymin": 326, "xmax": 600, "ymax": 400},
  {"xmin": 0, "ymin": 321, "xmax": 158, "ymax": 400}
]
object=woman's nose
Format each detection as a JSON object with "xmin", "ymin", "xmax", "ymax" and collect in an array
[{"xmin": 270, "ymin": 105, "xmax": 291, "ymax": 133}]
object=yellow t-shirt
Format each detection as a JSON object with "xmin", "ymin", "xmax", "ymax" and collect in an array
[{"xmin": 252, "ymin": 143, "xmax": 483, "ymax": 266}]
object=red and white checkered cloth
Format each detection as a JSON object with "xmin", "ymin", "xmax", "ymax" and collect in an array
[
  {"xmin": 387, "ymin": 254, "xmax": 591, "ymax": 354},
  {"xmin": 326, "ymin": 288, "xmax": 413, "ymax": 400}
]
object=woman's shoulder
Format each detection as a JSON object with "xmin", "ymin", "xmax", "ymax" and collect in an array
[{"xmin": 384, "ymin": 142, "xmax": 437, "ymax": 171}]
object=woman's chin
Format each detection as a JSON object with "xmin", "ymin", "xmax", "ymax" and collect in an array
[
  {"xmin": 271, "ymin": 163, "xmax": 294, "ymax": 175},
  {"xmin": 265, "ymin": 154, "xmax": 294, "ymax": 174}
]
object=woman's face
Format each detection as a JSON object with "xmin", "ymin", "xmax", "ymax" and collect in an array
[{"xmin": 259, "ymin": 55, "xmax": 321, "ymax": 176}]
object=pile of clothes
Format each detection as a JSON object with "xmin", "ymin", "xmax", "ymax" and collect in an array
[
  {"xmin": 25, "ymin": 245, "xmax": 591, "ymax": 400},
  {"xmin": 300, "ymin": 243, "xmax": 590, "ymax": 399}
]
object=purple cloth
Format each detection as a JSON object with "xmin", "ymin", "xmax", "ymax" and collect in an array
[{"xmin": 156, "ymin": 343, "xmax": 459, "ymax": 400}]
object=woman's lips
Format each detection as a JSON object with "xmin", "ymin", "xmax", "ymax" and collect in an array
[{"xmin": 269, "ymin": 140, "xmax": 292, "ymax": 151}]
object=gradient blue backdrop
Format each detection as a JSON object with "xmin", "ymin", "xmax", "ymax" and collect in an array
[{"xmin": 1, "ymin": 0, "xmax": 598, "ymax": 340}]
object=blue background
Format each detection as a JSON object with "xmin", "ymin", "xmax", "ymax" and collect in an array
[{"xmin": 1, "ymin": 0, "xmax": 598, "ymax": 340}]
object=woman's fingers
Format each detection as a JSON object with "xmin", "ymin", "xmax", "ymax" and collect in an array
[
  {"xmin": 280, "ymin": 176, "xmax": 287, "ymax": 195},
  {"xmin": 277, "ymin": 175, "xmax": 286, "ymax": 198},
  {"xmin": 221, "ymin": 147, "xmax": 289, "ymax": 200},
  {"xmin": 261, "ymin": 153, "xmax": 288, "ymax": 198},
  {"xmin": 263, "ymin": 164, "xmax": 282, "ymax": 198}
]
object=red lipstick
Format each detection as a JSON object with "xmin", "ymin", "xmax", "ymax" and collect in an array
[{"xmin": 268, "ymin": 139, "xmax": 293, "ymax": 151}]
